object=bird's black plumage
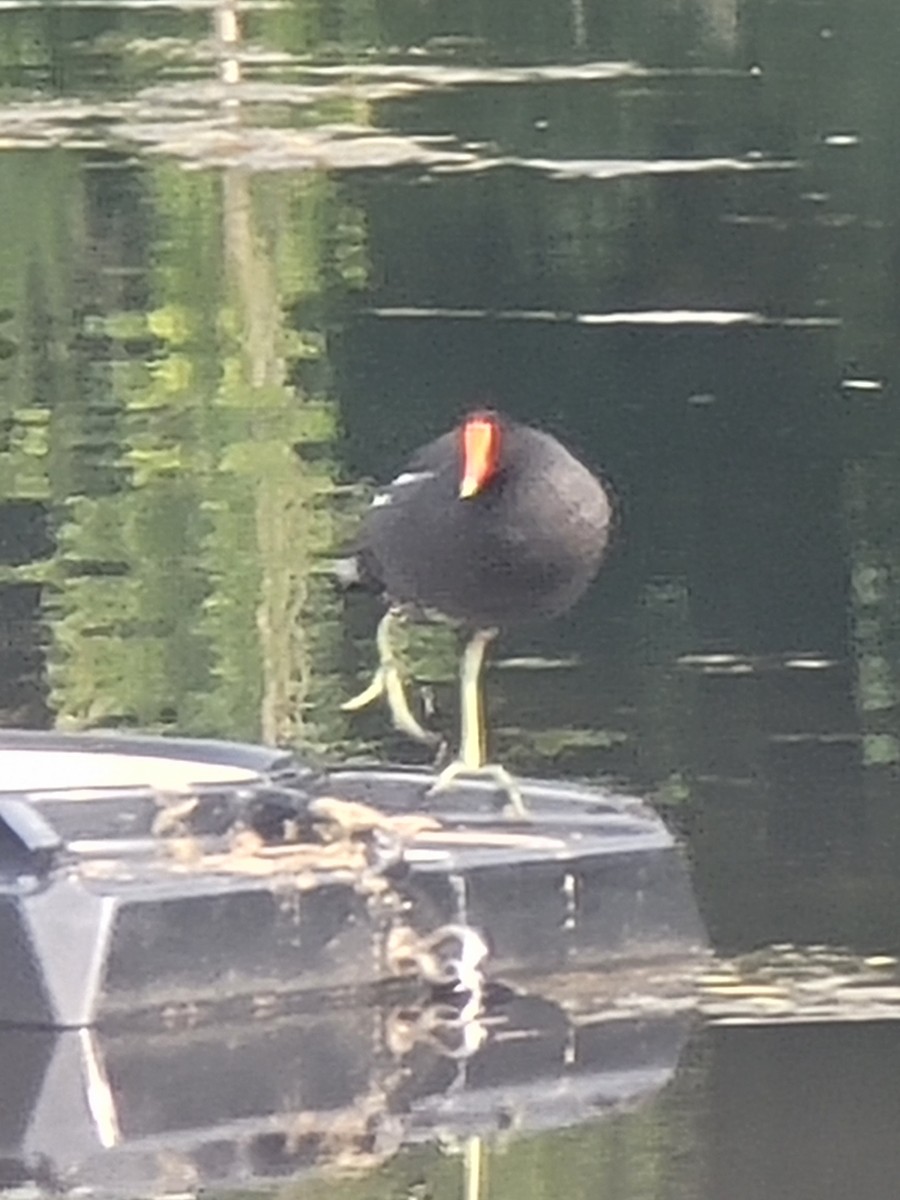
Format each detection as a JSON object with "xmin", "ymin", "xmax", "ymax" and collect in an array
[{"xmin": 354, "ymin": 413, "xmax": 613, "ymax": 628}]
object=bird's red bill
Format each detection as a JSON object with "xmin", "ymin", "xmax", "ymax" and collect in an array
[{"xmin": 460, "ymin": 416, "xmax": 499, "ymax": 498}]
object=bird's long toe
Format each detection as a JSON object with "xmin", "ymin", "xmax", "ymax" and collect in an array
[
  {"xmin": 341, "ymin": 663, "xmax": 437, "ymax": 744},
  {"xmin": 427, "ymin": 760, "xmax": 527, "ymax": 819},
  {"xmin": 383, "ymin": 663, "xmax": 440, "ymax": 744},
  {"xmin": 341, "ymin": 668, "xmax": 388, "ymax": 712}
]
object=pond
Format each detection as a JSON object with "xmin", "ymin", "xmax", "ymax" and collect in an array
[{"xmin": 1, "ymin": 0, "xmax": 900, "ymax": 1195}]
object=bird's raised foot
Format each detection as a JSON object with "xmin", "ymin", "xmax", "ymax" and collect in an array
[
  {"xmin": 341, "ymin": 664, "xmax": 438, "ymax": 746},
  {"xmin": 427, "ymin": 760, "xmax": 527, "ymax": 819},
  {"xmin": 342, "ymin": 608, "xmax": 439, "ymax": 746}
]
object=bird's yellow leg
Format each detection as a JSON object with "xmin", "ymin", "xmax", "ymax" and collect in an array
[
  {"xmin": 429, "ymin": 628, "xmax": 527, "ymax": 818},
  {"xmin": 342, "ymin": 609, "xmax": 437, "ymax": 744},
  {"xmin": 458, "ymin": 626, "xmax": 494, "ymax": 769}
]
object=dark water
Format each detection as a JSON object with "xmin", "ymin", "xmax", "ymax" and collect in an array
[{"xmin": 1, "ymin": 0, "xmax": 900, "ymax": 1194}]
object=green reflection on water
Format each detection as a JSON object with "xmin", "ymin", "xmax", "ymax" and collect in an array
[{"xmin": 0, "ymin": 151, "xmax": 371, "ymax": 747}]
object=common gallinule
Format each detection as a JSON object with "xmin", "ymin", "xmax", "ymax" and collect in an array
[{"xmin": 342, "ymin": 411, "xmax": 613, "ymax": 812}]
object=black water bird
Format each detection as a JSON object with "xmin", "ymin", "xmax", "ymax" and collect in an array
[{"xmin": 342, "ymin": 411, "xmax": 613, "ymax": 811}]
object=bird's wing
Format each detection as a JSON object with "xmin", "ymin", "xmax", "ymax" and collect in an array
[{"xmin": 338, "ymin": 430, "xmax": 459, "ymax": 593}]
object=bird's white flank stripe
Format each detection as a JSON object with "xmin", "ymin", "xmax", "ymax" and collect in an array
[
  {"xmin": 370, "ymin": 469, "xmax": 435, "ymax": 508},
  {"xmin": 391, "ymin": 470, "xmax": 435, "ymax": 487}
]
